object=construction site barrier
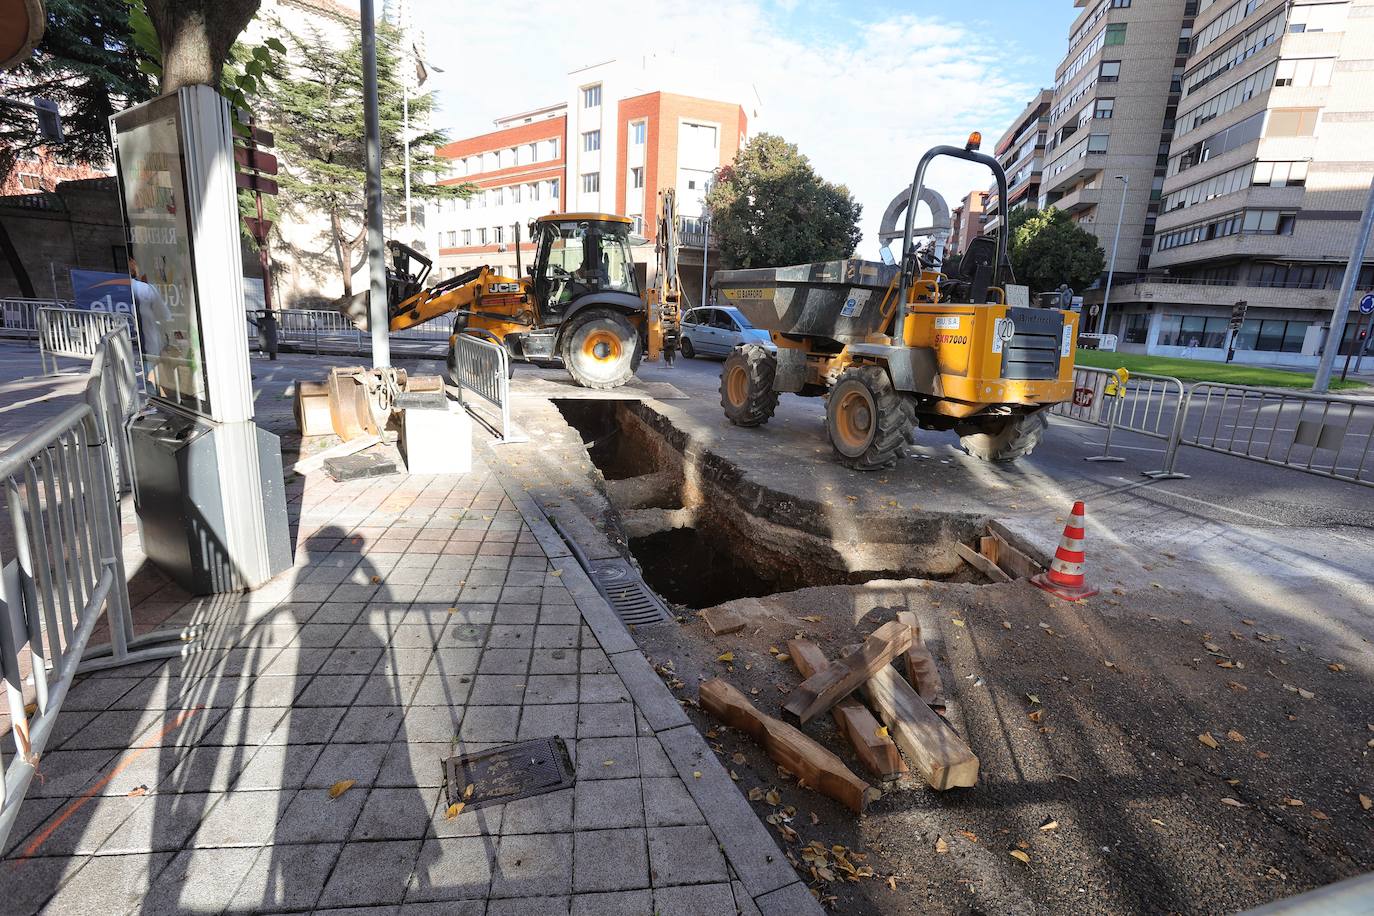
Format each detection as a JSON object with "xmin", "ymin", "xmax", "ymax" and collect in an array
[
  {"xmin": 37, "ymin": 307, "xmax": 138, "ymax": 376},
  {"xmin": 1147, "ymin": 382, "xmax": 1374, "ymax": 488},
  {"xmin": 0, "ymin": 329, "xmax": 191, "ymax": 850},
  {"xmin": 0, "ymin": 299, "xmax": 71, "ymax": 341},
  {"xmin": 450, "ymin": 333, "xmax": 524, "ymax": 443},
  {"xmin": 268, "ymin": 308, "xmax": 450, "ymax": 356},
  {"xmin": 1051, "ymin": 366, "xmax": 1188, "ymax": 465}
]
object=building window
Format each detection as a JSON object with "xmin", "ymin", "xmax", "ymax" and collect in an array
[
  {"xmin": 583, "ymin": 130, "xmax": 601, "ymax": 152},
  {"xmin": 630, "ymin": 215, "xmax": 645, "ymax": 235},
  {"xmin": 1287, "ymin": 2, "xmax": 1349, "ymax": 33},
  {"xmin": 512, "ymin": 184, "xmax": 522, "ymax": 203},
  {"xmin": 462, "ymin": 230, "xmax": 472, "ymax": 245},
  {"xmin": 1123, "ymin": 313, "xmax": 1150, "ymax": 344},
  {"xmin": 528, "ymin": 142, "xmax": 538, "ymax": 162},
  {"xmin": 550, "ymin": 137, "xmax": 560, "ymax": 158},
  {"xmin": 18, "ymin": 173, "xmax": 41, "ymax": 190},
  {"xmin": 1266, "ymin": 107, "xmax": 1319, "ymax": 137},
  {"xmin": 1111, "ymin": 0, "xmax": 1131, "ymax": 6},
  {"xmin": 1105, "ymin": 23, "xmax": 1127, "ymax": 45},
  {"xmin": 1087, "ymin": 133, "xmax": 1109, "ymax": 154},
  {"xmin": 582, "ymin": 172, "xmax": 600, "ymax": 193},
  {"xmin": 1274, "ymin": 57, "xmax": 1335, "ymax": 88},
  {"xmin": 631, "ymin": 166, "xmax": 644, "ymax": 189},
  {"xmin": 531, "ymin": 182, "xmax": 540, "ymax": 201},
  {"xmin": 1099, "ymin": 60, "xmax": 1121, "ymax": 82},
  {"xmin": 446, "ymin": 231, "xmax": 457, "ymax": 247},
  {"xmin": 477, "ymin": 228, "xmax": 487, "ymax": 245},
  {"xmin": 1251, "ymin": 161, "xmax": 1308, "ymax": 188},
  {"xmin": 493, "ymin": 226, "xmax": 503, "ymax": 244},
  {"xmin": 1235, "ymin": 318, "xmax": 1308, "ymax": 353},
  {"xmin": 1158, "ymin": 314, "xmax": 1230, "ymax": 348},
  {"xmin": 493, "ymin": 187, "xmax": 504, "ymax": 206},
  {"xmin": 477, "ymin": 190, "xmax": 487, "ymax": 208},
  {"xmin": 632, "ymin": 121, "xmax": 647, "ymax": 145},
  {"xmin": 1094, "ymin": 98, "xmax": 1115, "ymax": 119},
  {"xmin": 550, "ymin": 178, "xmax": 560, "ymax": 199},
  {"xmin": 583, "ymin": 84, "xmax": 602, "ymax": 108}
]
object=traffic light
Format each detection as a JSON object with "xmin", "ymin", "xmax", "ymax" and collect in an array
[{"xmin": 34, "ymin": 98, "xmax": 63, "ymax": 143}]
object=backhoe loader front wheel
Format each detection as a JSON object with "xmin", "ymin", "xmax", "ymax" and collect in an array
[
  {"xmin": 720, "ymin": 345, "xmax": 780, "ymax": 427},
  {"xmin": 561, "ymin": 309, "xmax": 642, "ymax": 389},
  {"xmin": 825, "ymin": 366, "xmax": 915, "ymax": 470},
  {"xmin": 957, "ymin": 410, "xmax": 1049, "ymax": 462}
]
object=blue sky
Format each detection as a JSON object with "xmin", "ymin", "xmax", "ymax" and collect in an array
[{"xmin": 409, "ymin": 0, "xmax": 1081, "ymax": 251}]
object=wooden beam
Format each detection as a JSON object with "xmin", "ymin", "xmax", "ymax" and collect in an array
[
  {"xmin": 698, "ymin": 678, "xmax": 880, "ymax": 814},
  {"xmin": 787, "ymin": 639, "xmax": 907, "ymax": 781},
  {"xmin": 782, "ymin": 620, "xmax": 912, "ymax": 725},
  {"xmin": 955, "ymin": 541, "xmax": 1013, "ymax": 583},
  {"xmin": 894, "ymin": 612, "xmax": 945, "ymax": 712},
  {"xmin": 984, "ymin": 522, "xmax": 1044, "ymax": 579},
  {"xmin": 843, "ymin": 647, "xmax": 978, "ymax": 790}
]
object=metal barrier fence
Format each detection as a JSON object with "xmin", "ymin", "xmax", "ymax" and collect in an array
[
  {"xmin": 1051, "ymin": 365, "xmax": 1188, "ymax": 466},
  {"xmin": 83, "ymin": 326, "xmax": 142, "ymax": 494},
  {"xmin": 0, "ymin": 299, "xmax": 71, "ymax": 341},
  {"xmin": 270, "ymin": 308, "xmax": 450, "ymax": 356},
  {"xmin": 38, "ymin": 307, "xmax": 138, "ymax": 375},
  {"xmin": 450, "ymin": 333, "xmax": 524, "ymax": 443},
  {"xmin": 0, "ymin": 329, "xmax": 187, "ymax": 849},
  {"xmin": 1151, "ymin": 383, "xmax": 1374, "ymax": 487}
]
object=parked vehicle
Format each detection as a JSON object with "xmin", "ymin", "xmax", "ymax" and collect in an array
[{"xmin": 679, "ymin": 306, "xmax": 776, "ymax": 359}]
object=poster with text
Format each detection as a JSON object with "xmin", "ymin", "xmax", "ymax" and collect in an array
[{"xmin": 115, "ymin": 106, "xmax": 210, "ymax": 415}]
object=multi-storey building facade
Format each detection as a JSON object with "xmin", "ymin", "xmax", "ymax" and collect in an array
[
  {"xmin": 1039, "ymin": 0, "xmax": 1191, "ymax": 285},
  {"xmin": 1110, "ymin": 0, "xmax": 1374, "ymax": 366},
  {"xmin": 984, "ymin": 89, "xmax": 1052, "ymax": 236},
  {"xmin": 427, "ymin": 61, "xmax": 750, "ymax": 305},
  {"xmin": 950, "ymin": 190, "xmax": 990, "ymax": 256}
]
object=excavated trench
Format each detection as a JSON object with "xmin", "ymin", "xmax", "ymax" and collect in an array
[{"xmin": 552, "ymin": 399, "xmax": 990, "ymax": 609}]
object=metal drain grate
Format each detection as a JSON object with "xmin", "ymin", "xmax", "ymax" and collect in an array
[
  {"xmin": 442, "ymin": 735, "xmax": 574, "ymax": 810},
  {"xmin": 589, "ymin": 558, "xmax": 675, "ymax": 627}
]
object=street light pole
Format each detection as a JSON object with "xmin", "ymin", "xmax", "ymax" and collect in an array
[
  {"xmin": 360, "ymin": 0, "xmax": 390, "ymax": 368},
  {"xmin": 1313, "ymin": 173, "xmax": 1374, "ymax": 393},
  {"xmin": 701, "ymin": 213, "xmax": 710, "ymax": 307},
  {"xmin": 1099, "ymin": 174, "xmax": 1128, "ymax": 336}
]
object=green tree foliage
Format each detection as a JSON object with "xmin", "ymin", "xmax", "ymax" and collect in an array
[
  {"xmin": 1007, "ymin": 207, "xmax": 1105, "ymax": 294},
  {"xmin": 261, "ymin": 21, "xmax": 466, "ymax": 297},
  {"xmin": 705, "ymin": 133, "xmax": 862, "ymax": 270},
  {"xmin": 0, "ymin": 0, "xmax": 154, "ymax": 187}
]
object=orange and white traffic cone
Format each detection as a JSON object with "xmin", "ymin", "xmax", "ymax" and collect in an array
[{"xmin": 1031, "ymin": 500, "xmax": 1098, "ymax": 601}]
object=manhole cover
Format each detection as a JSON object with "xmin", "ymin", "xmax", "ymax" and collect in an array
[
  {"xmin": 442, "ymin": 735, "xmax": 574, "ymax": 810},
  {"xmin": 589, "ymin": 558, "xmax": 674, "ymax": 627}
]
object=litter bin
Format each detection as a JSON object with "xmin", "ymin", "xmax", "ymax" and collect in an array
[{"xmin": 255, "ymin": 309, "xmax": 279, "ymax": 360}]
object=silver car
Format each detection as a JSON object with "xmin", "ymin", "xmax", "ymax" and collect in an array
[{"xmin": 679, "ymin": 306, "xmax": 775, "ymax": 359}]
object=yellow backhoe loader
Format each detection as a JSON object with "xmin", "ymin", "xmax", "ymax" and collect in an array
[
  {"xmin": 295, "ymin": 196, "xmax": 684, "ymax": 440},
  {"xmin": 715, "ymin": 134, "xmax": 1081, "ymax": 469}
]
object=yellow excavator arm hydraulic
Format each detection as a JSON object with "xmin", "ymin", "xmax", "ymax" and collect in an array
[{"xmin": 387, "ymin": 263, "xmax": 528, "ymax": 333}]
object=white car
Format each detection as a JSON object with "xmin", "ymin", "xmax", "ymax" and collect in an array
[{"xmin": 679, "ymin": 306, "xmax": 776, "ymax": 359}]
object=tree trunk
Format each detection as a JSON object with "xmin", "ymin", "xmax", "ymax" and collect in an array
[
  {"xmin": 0, "ymin": 217, "xmax": 36, "ymax": 299},
  {"xmin": 143, "ymin": 0, "xmax": 262, "ymax": 94}
]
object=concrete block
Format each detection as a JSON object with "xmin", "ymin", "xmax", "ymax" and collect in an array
[{"xmin": 401, "ymin": 403, "xmax": 473, "ymax": 475}]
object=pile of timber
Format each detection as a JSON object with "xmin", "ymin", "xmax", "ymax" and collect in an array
[{"xmin": 698, "ymin": 615, "xmax": 978, "ymax": 815}]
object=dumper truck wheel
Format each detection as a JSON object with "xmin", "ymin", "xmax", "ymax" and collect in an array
[
  {"xmin": 561, "ymin": 309, "xmax": 642, "ymax": 389},
  {"xmin": 720, "ymin": 345, "xmax": 779, "ymax": 427},
  {"xmin": 826, "ymin": 366, "xmax": 915, "ymax": 470},
  {"xmin": 957, "ymin": 411, "xmax": 1049, "ymax": 462}
]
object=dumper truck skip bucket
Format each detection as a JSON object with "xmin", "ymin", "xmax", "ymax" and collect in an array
[{"xmin": 716, "ymin": 258, "xmax": 900, "ymax": 345}]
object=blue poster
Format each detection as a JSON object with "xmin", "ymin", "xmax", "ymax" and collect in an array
[{"xmin": 70, "ymin": 269, "xmax": 136, "ymax": 315}]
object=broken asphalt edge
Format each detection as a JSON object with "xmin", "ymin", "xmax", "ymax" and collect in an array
[{"xmin": 486, "ymin": 449, "xmax": 823, "ymax": 915}]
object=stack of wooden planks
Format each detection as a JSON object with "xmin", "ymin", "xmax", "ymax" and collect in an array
[{"xmin": 697, "ymin": 616, "xmax": 978, "ymax": 815}]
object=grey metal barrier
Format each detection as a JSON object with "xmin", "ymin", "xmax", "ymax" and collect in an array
[
  {"xmin": 0, "ymin": 299, "xmax": 74, "ymax": 341},
  {"xmin": 37, "ymin": 307, "xmax": 137, "ymax": 375},
  {"xmin": 270, "ymin": 308, "xmax": 451, "ymax": 356},
  {"xmin": 1149, "ymin": 382, "xmax": 1374, "ymax": 488},
  {"xmin": 450, "ymin": 333, "xmax": 524, "ymax": 443},
  {"xmin": 1051, "ymin": 366, "xmax": 1189, "ymax": 469},
  {"xmin": 0, "ymin": 332, "xmax": 189, "ymax": 850},
  {"xmin": 84, "ymin": 326, "xmax": 142, "ymax": 494}
]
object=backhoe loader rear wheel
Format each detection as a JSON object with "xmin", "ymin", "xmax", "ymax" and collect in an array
[
  {"xmin": 719, "ymin": 345, "xmax": 780, "ymax": 427},
  {"xmin": 957, "ymin": 410, "xmax": 1049, "ymax": 462},
  {"xmin": 561, "ymin": 308, "xmax": 642, "ymax": 389},
  {"xmin": 825, "ymin": 366, "xmax": 915, "ymax": 470}
]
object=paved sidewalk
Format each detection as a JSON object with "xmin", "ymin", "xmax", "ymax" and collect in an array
[{"xmin": 1, "ymin": 430, "xmax": 816, "ymax": 914}]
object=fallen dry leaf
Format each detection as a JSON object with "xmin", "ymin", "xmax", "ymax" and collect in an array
[
  {"xmin": 1313, "ymin": 810, "xmax": 1329, "ymax": 820},
  {"xmin": 1002, "ymin": 621, "xmax": 1013, "ymax": 631},
  {"xmin": 951, "ymin": 618, "xmax": 966, "ymax": 628},
  {"xmin": 1028, "ymin": 710, "xmax": 1043, "ymax": 723},
  {"xmin": 328, "ymin": 779, "xmax": 356, "ymax": 799},
  {"xmin": 1298, "ymin": 688, "xmax": 1315, "ymax": 700},
  {"xmin": 748, "ymin": 787, "xmax": 765, "ymax": 801},
  {"xmin": 1328, "ymin": 663, "xmax": 1345, "ymax": 673},
  {"xmin": 800, "ymin": 615, "xmax": 822, "ymax": 623},
  {"xmin": 1220, "ymin": 797, "xmax": 1246, "ymax": 808},
  {"xmin": 935, "ymin": 837, "xmax": 949, "ymax": 854},
  {"xmin": 445, "ymin": 802, "xmax": 465, "ymax": 819},
  {"xmin": 875, "ymin": 726, "xmax": 889, "ymax": 738},
  {"xmin": 811, "ymin": 811, "xmax": 821, "ymax": 825},
  {"xmin": 1039, "ymin": 819, "xmax": 1059, "ymax": 831},
  {"xmin": 766, "ymin": 789, "xmax": 782, "ymax": 806},
  {"xmin": 602, "ymin": 759, "xmax": 616, "ymax": 767},
  {"xmin": 1283, "ymin": 797, "xmax": 1304, "ymax": 807},
  {"xmin": 1227, "ymin": 681, "xmax": 1248, "ymax": 692},
  {"xmin": 693, "ymin": 771, "xmax": 702, "ymax": 779},
  {"xmin": 1204, "ymin": 641, "xmax": 1222, "ymax": 653},
  {"xmin": 1227, "ymin": 730, "xmax": 1246, "ymax": 743},
  {"xmin": 716, "ymin": 652, "xmax": 735, "ymax": 663},
  {"xmin": 1199, "ymin": 732, "xmax": 1220, "ymax": 749},
  {"xmin": 127, "ymin": 785, "xmax": 147, "ymax": 798},
  {"xmin": 732, "ymin": 752, "xmax": 747, "ymax": 766},
  {"xmin": 1009, "ymin": 850, "xmax": 1031, "ymax": 865},
  {"xmin": 1359, "ymin": 794, "xmax": 1372, "ymax": 811},
  {"xmin": 1027, "ymin": 694, "xmax": 1042, "ymax": 706},
  {"xmin": 958, "ymin": 830, "xmax": 979, "ymax": 843}
]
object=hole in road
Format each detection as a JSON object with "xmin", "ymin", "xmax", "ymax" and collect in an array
[{"xmin": 554, "ymin": 399, "xmax": 988, "ymax": 610}]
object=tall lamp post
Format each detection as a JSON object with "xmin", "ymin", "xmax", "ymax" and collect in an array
[
  {"xmin": 1099, "ymin": 174, "xmax": 1129, "ymax": 336},
  {"xmin": 701, "ymin": 213, "xmax": 711, "ymax": 307},
  {"xmin": 360, "ymin": 0, "xmax": 389, "ymax": 368}
]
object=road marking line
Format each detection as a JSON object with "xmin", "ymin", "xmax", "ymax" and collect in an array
[{"xmin": 11, "ymin": 704, "xmax": 206, "ymax": 865}]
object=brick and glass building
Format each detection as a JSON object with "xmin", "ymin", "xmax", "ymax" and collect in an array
[
  {"xmin": 984, "ymin": 89, "xmax": 1053, "ymax": 237},
  {"xmin": 426, "ymin": 60, "xmax": 750, "ymax": 305}
]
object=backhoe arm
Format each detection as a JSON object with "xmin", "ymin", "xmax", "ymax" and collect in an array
[{"xmin": 388, "ymin": 265, "xmax": 492, "ymax": 332}]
